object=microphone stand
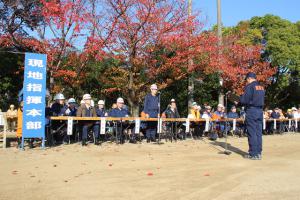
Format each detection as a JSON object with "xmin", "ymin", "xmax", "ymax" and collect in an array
[{"xmin": 222, "ymin": 91, "xmax": 231, "ymax": 155}]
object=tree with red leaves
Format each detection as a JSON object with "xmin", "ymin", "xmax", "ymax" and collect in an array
[{"xmin": 87, "ymin": 0, "xmax": 220, "ymax": 115}]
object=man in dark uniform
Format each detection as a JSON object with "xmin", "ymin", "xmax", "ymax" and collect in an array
[
  {"xmin": 50, "ymin": 93, "xmax": 68, "ymax": 144},
  {"xmin": 109, "ymin": 97, "xmax": 130, "ymax": 144},
  {"xmin": 239, "ymin": 72, "xmax": 265, "ymax": 160},
  {"xmin": 143, "ymin": 84, "xmax": 159, "ymax": 143}
]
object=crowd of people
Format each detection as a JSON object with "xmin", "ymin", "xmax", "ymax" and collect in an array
[{"xmin": 1, "ymin": 84, "xmax": 299, "ymax": 148}]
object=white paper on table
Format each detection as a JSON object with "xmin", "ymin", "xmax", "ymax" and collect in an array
[
  {"xmin": 185, "ymin": 119, "xmax": 190, "ymax": 133},
  {"xmin": 273, "ymin": 119, "xmax": 277, "ymax": 130},
  {"xmin": 0, "ymin": 112, "xmax": 4, "ymax": 126},
  {"xmin": 135, "ymin": 118, "xmax": 140, "ymax": 134},
  {"xmin": 157, "ymin": 118, "xmax": 163, "ymax": 133},
  {"xmin": 67, "ymin": 117, "xmax": 73, "ymax": 135},
  {"xmin": 205, "ymin": 118, "xmax": 210, "ymax": 132},
  {"xmin": 233, "ymin": 119, "xmax": 236, "ymax": 131},
  {"xmin": 100, "ymin": 117, "xmax": 106, "ymax": 135}
]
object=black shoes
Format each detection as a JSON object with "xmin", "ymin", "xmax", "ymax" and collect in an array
[
  {"xmin": 94, "ymin": 138, "xmax": 100, "ymax": 145},
  {"xmin": 82, "ymin": 139, "xmax": 87, "ymax": 146}
]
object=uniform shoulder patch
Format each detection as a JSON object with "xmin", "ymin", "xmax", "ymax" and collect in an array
[{"xmin": 255, "ymin": 85, "xmax": 264, "ymax": 91}]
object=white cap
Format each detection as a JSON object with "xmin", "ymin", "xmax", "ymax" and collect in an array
[
  {"xmin": 98, "ymin": 100, "xmax": 105, "ymax": 105},
  {"xmin": 54, "ymin": 93, "xmax": 65, "ymax": 100},
  {"xmin": 83, "ymin": 94, "xmax": 91, "ymax": 100},
  {"xmin": 150, "ymin": 84, "xmax": 158, "ymax": 90},
  {"xmin": 170, "ymin": 99, "xmax": 175, "ymax": 102},
  {"xmin": 117, "ymin": 97, "xmax": 124, "ymax": 103},
  {"xmin": 68, "ymin": 98, "xmax": 76, "ymax": 104},
  {"xmin": 292, "ymin": 107, "xmax": 297, "ymax": 111},
  {"xmin": 217, "ymin": 104, "xmax": 224, "ymax": 108}
]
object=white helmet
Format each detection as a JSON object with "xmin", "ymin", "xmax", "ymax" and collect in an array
[
  {"xmin": 217, "ymin": 104, "xmax": 224, "ymax": 108},
  {"xmin": 117, "ymin": 97, "xmax": 124, "ymax": 103},
  {"xmin": 54, "ymin": 93, "xmax": 65, "ymax": 100},
  {"xmin": 98, "ymin": 100, "xmax": 105, "ymax": 105},
  {"xmin": 150, "ymin": 84, "xmax": 158, "ymax": 90},
  {"xmin": 68, "ymin": 98, "xmax": 76, "ymax": 104},
  {"xmin": 83, "ymin": 94, "xmax": 91, "ymax": 100}
]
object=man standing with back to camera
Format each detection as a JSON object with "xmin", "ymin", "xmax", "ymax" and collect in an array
[{"xmin": 237, "ymin": 72, "xmax": 265, "ymax": 160}]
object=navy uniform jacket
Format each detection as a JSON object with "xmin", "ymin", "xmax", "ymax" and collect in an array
[
  {"xmin": 96, "ymin": 108, "xmax": 106, "ymax": 117},
  {"xmin": 109, "ymin": 108, "xmax": 129, "ymax": 117},
  {"xmin": 143, "ymin": 94, "xmax": 159, "ymax": 118},
  {"xmin": 51, "ymin": 102, "xmax": 68, "ymax": 116},
  {"xmin": 271, "ymin": 112, "xmax": 280, "ymax": 119},
  {"xmin": 164, "ymin": 107, "xmax": 180, "ymax": 118},
  {"xmin": 227, "ymin": 112, "xmax": 239, "ymax": 119},
  {"xmin": 240, "ymin": 81, "xmax": 265, "ymax": 109},
  {"xmin": 66, "ymin": 107, "xmax": 77, "ymax": 116}
]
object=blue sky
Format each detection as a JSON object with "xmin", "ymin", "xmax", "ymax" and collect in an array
[{"xmin": 194, "ymin": 0, "xmax": 300, "ymax": 29}]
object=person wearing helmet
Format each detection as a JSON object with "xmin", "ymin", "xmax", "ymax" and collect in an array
[
  {"xmin": 65, "ymin": 98, "xmax": 77, "ymax": 116},
  {"xmin": 108, "ymin": 97, "xmax": 130, "ymax": 144},
  {"xmin": 50, "ymin": 93, "xmax": 69, "ymax": 144},
  {"xmin": 143, "ymin": 84, "xmax": 159, "ymax": 143},
  {"xmin": 51, "ymin": 93, "xmax": 67, "ymax": 116},
  {"xmin": 76, "ymin": 94, "xmax": 99, "ymax": 146},
  {"xmin": 96, "ymin": 100, "xmax": 108, "ymax": 117}
]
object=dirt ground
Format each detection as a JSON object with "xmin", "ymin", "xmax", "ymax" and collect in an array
[{"xmin": 1, "ymin": 133, "xmax": 300, "ymax": 200}]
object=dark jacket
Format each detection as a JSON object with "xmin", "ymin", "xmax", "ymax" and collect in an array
[
  {"xmin": 143, "ymin": 93, "xmax": 159, "ymax": 118},
  {"xmin": 96, "ymin": 108, "xmax": 106, "ymax": 117},
  {"xmin": 50, "ymin": 102, "xmax": 68, "ymax": 116},
  {"xmin": 164, "ymin": 107, "xmax": 180, "ymax": 118},
  {"xmin": 109, "ymin": 108, "xmax": 129, "ymax": 117},
  {"xmin": 227, "ymin": 112, "xmax": 239, "ymax": 119},
  {"xmin": 240, "ymin": 81, "xmax": 265, "ymax": 109},
  {"xmin": 271, "ymin": 111, "xmax": 280, "ymax": 119}
]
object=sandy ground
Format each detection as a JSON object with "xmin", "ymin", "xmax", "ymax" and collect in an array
[{"xmin": 1, "ymin": 133, "xmax": 300, "ymax": 200}]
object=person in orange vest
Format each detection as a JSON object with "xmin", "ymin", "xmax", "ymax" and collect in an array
[
  {"xmin": 16, "ymin": 102, "xmax": 23, "ymax": 148},
  {"xmin": 188, "ymin": 102, "xmax": 202, "ymax": 139}
]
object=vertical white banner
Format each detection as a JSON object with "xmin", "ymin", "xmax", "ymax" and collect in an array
[
  {"xmin": 157, "ymin": 118, "xmax": 163, "ymax": 133},
  {"xmin": 273, "ymin": 119, "xmax": 277, "ymax": 130},
  {"xmin": 263, "ymin": 119, "xmax": 266, "ymax": 130},
  {"xmin": 135, "ymin": 118, "xmax": 140, "ymax": 134},
  {"xmin": 67, "ymin": 117, "xmax": 73, "ymax": 135},
  {"xmin": 185, "ymin": 119, "xmax": 190, "ymax": 133},
  {"xmin": 233, "ymin": 119, "xmax": 236, "ymax": 131},
  {"xmin": 100, "ymin": 117, "xmax": 106, "ymax": 135},
  {"xmin": 205, "ymin": 119, "xmax": 210, "ymax": 132}
]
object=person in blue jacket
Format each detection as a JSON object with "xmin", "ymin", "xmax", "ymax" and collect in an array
[
  {"xmin": 143, "ymin": 84, "xmax": 159, "ymax": 143},
  {"xmin": 50, "ymin": 93, "xmax": 68, "ymax": 144},
  {"xmin": 239, "ymin": 72, "xmax": 265, "ymax": 160},
  {"xmin": 51, "ymin": 93, "xmax": 68, "ymax": 116},
  {"xmin": 65, "ymin": 98, "xmax": 77, "ymax": 116},
  {"xmin": 227, "ymin": 106, "xmax": 239, "ymax": 119},
  {"xmin": 109, "ymin": 97, "xmax": 129, "ymax": 144}
]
